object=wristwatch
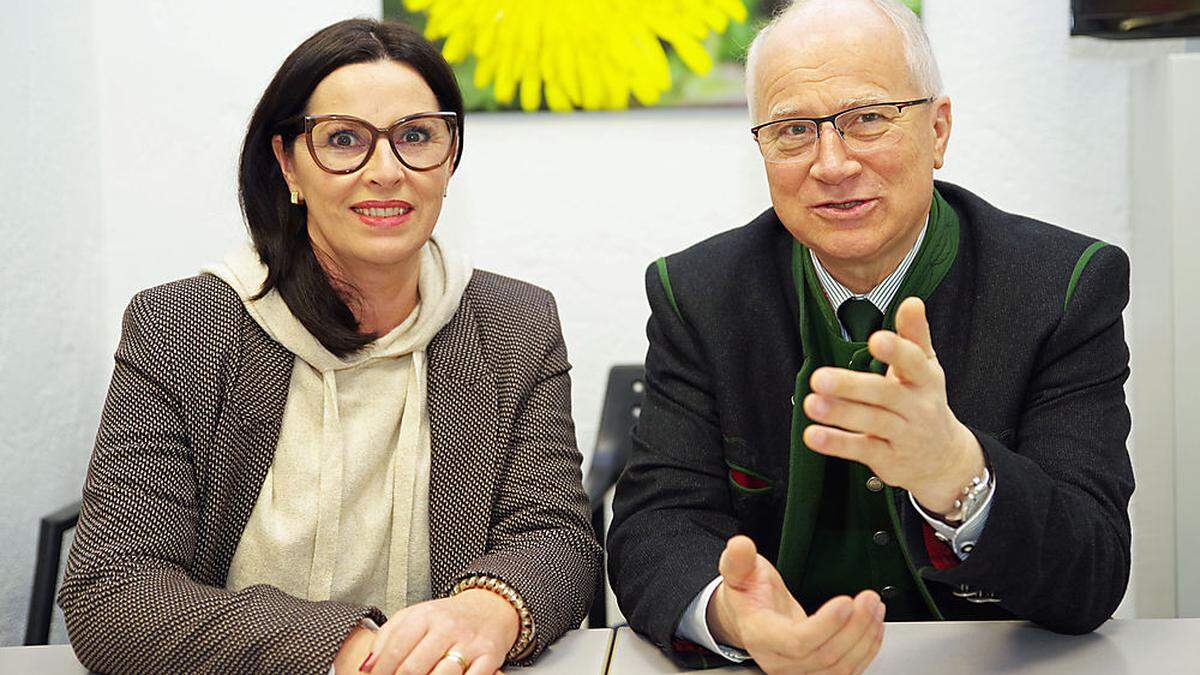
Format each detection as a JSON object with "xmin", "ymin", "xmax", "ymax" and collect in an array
[{"xmin": 937, "ymin": 466, "xmax": 992, "ymax": 526}]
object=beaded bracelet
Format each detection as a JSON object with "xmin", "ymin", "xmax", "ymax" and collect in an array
[{"xmin": 450, "ymin": 575, "xmax": 536, "ymax": 662}]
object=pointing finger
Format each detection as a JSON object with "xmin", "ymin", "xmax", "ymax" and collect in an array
[{"xmin": 868, "ymin": 330, "xmax": 935, "ymax": 387}]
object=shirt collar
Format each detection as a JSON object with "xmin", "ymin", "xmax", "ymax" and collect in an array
[{"xmin": 809, "ymin": 215, "xmax": 929, "ymax": 333}]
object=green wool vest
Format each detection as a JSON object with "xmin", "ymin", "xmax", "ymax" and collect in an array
[{"xmin": 776, "ymin": 188, "xmax": 960, "ymax": 619}]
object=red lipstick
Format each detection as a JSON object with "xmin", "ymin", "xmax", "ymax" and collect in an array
[{"xmin": 350, "ymin": 200, "xmax": 414, "ymax": 228}]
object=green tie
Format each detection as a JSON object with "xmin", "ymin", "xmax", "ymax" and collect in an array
[{"xmin": 837, "ymin": 298, "xmax": 883, "ymax": 342}]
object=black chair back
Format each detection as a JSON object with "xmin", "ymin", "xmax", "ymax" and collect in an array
[
  {"xmin": 583, "ymin": 364, "xmax": 645, "ymax": 627},
  {"xmin": 25, "ymin": 500, "xmax": 81, "ymax": 645}
]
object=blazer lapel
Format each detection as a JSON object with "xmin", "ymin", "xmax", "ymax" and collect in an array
[
  {"xmin": 426, "ymin": 290, "xmax": 499, "ymax": 595},
  {"xmin": 201, "ymin": 315, "xmax": 293, "ymax": 584}
]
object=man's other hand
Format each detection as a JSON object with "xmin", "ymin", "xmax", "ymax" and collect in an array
[{"xmin": 708, "ymin": 536, "xmax": 885, "ymax": 674}]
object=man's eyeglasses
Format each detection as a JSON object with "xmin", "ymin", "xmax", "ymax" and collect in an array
[
  {"xmin": 293, "ymin": 112, "xmax": 458, "ymax": 174},
  {"xmin": 750, "ymin": 98, "xmax": 932, "ymax": 164}
]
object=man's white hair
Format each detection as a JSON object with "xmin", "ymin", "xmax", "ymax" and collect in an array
[{"xmin": 744, "ymin": 0, "xmax": 944, "ymax": 121}]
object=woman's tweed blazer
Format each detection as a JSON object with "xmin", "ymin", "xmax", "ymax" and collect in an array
[{"xmin": 58, "ymin": 269, "xmax": 600, "ymax": 674}]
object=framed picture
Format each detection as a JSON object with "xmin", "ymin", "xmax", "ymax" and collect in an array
[{"xmin": 385, "ymin": 0, "xmax": 921, "ymax": 112}]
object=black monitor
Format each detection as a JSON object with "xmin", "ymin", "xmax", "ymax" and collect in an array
[{"xmin": 1072, "ymin": 0, "xmax": 1200, "ymax": 39}]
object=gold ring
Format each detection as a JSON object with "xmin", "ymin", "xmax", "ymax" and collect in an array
[{"xmin": 443, "ymin": 649, "xmax": 470, "ymax": 671}]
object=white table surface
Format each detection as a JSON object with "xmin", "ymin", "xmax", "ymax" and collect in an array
[
  {"xmin": 523, "ymin": 628, "xmax": 615, "ymax": 674},
  {"xmin": 0, "ymin": 644, "xmax": 88, "ymax": 674},
  {"xmin": 608, "ymin": 619, "xmax": 1200, "ymax": 674},
  {"xmin": 9, "ymin": 621, "xmax": 1198, "ymax": 674},
  {"xmin": 0, "ymin": 629, "xmax": 615, "ymax": 675}
]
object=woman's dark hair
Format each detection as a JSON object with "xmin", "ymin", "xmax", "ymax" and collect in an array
[{"xmin": 238, "ymin": 18, "xmax": 464, "ymax": 356}]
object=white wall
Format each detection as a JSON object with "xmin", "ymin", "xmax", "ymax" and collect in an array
[
  {"xmin": 437, "ymin": 106, "xmax": 769, "ymax": 459},
  {"xmin": 0, "ymin": 0, "xmax": 104, "ymax": 646},
  {"xmin": 0, "ymin": 0, "xmax": 1189, "ymax": 645},
  {"xmin": 1162, "ymin": 53, "xmax": 1200, "ymax": 620},
  {"xmin": 1131, "ymin": 52, "xmax": 1200, "ymax": 620}
]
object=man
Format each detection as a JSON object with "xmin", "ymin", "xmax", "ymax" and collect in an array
[{"xmin": 607, "ymin": 0, "xmax": 1134, "ymax": 672}]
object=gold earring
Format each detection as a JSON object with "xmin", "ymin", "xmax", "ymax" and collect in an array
[{"xmin": 290, "ymin": 190, "xmax": 303, "ymax": 205}]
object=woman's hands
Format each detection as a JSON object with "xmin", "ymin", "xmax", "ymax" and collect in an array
[{"xmin": 335, "ymin": 590, "xmax": 519, "ymax": 675}]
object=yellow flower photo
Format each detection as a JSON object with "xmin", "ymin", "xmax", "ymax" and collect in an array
[{"xmin": 385, "ymin": 0, "xmax": 922, "ymax": 112}]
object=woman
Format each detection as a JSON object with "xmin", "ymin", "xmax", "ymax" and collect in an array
[{"xmin": 58, "ymin": 18, "xmax": 599, "ymax": 675}]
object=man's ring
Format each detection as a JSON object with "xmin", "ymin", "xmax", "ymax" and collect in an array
[{"xmin": 443, "ymin": 649, "xmax": 470, "ymax": 670}]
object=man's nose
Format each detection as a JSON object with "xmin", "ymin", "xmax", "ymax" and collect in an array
[{"xmin": 809, "ymin": 121, "xmax": 862, "ymax": 185}]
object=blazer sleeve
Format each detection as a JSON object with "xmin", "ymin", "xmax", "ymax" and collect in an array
[
  {"xmin": 58, "ymin": 292, "xmax": 385, "ymax": 675},
  {"xmin": 608, "ymin": 261, "xmax": 743, "ymax": 668},
  {"xmin": 918, "ymin": 243, "xmax": 1135, "ymax": 633},
  {"xmin": 454, "ymin": 292, "xmax": 601, "ymax": 663}
]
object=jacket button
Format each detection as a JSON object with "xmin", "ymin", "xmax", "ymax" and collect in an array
[
  {"xmin": 880, "ymin": 585, "xmax": 898, "ymax": 600},
  {"xmin": 872, "ymin": 530, "xmax": 890, "ymax": 546},
  {"xmin": 866, "ymin": 476, "xmax": 883, "ymax": 492}
]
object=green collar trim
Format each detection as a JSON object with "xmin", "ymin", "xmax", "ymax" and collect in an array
[{"xmin": 882, "ymin": 189, "xmax": 960, "ymax": 328}]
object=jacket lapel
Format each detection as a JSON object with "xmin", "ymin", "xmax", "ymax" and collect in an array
[
  {"xmin": 426, "ymin": 288, "xmax": 499, "ymax": 595},
  {"xmin": 204, "ymin": 314, "xmax": 293, "ymax": 584}
]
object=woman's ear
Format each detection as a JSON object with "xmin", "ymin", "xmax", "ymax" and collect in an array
[
  {"xmin": 272, "ymin": 134, "xmax": 300, "ymax": 194},
  {"xmin": 442, "ymin": 144, "xmax": 458, "ymax": 196}
]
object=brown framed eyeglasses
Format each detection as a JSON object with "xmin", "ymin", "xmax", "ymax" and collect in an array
[{"xmin": 297, "ymin": 112, "xmax": 459, "ymax": 174}]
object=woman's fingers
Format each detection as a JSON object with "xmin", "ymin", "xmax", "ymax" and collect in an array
[
  {"xmin": 462, "ymin": 650, "xmax": 503, "ymax": 675},
  {"xmin": 365, "ymin": 619, "xmax": 426, "ymax": 674},
  {"xmin": 428, "ymin": 648, "xmax": 468, "ymax": 675},
  {"xmin": 362, "ymin": 595, "xmax": 514, "ymax": 675},
  {"xmin": 393, "ymin": 630, "xmax": 455, "ymax": 675}
]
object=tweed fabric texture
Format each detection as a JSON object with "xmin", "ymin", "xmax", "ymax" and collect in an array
[
  {"xmin": 58, "ymin": 270, "xmax": 599, "ymax": 674},
  {"xmin": 609, "ymin": 181, "xmax": 1134, "ymax": 666}
]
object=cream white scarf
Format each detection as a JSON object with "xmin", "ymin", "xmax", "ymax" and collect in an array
[{"xmin": 208, "ymin": 237, "xmax": 472, "ymax": 615}]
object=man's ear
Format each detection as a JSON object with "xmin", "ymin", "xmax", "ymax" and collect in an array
[
  {"xmin": 931, "ymin": 95, "xmax": 952, "ymax": 170},
  {"xmin": 272, "ymin": 134, "xmax": 300, "ymax": 194}
]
